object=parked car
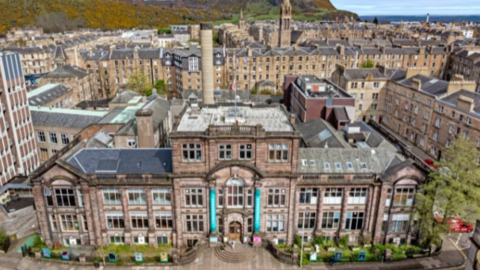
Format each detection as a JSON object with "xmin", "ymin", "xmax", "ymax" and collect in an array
[{"xmin": 434, "ymin": 212, "xmax": 473, "ymax": 233}]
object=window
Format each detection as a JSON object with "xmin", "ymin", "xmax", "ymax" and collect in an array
[
  {"xmin": 360, "ymin": 93, "xmax": 364, "ymax": 100},
  {"xmin": 393, "ymin": 188, "xmax": 415, "ymax": 206},
  {"xmin": 218, "ymin": 189, "xmax": 224, "ymax": 207},
  {"xmin": 449, "ymin": 124, "xmax": 454, "ymax": 134},
  {"xmin": 182, "ymin": 144, "xmax": 202, "ymax": 162},
  {"xmin": 40, "ymin": 148, "xmax": 48, "ymax": 160},
  {"xmin": 133, "ymin": 236, "xmax": 149, "ymax": 245},
  {"xmin": 60, "ymin": 134, "xmax": 69, "ymax": 145},
  {"xmin": 155, "ymin": 212, "xmax": 173, "ymax": 229},
  {"xmin": 185, "ymin": 215, "xmax": 204, "ymax": 232},
  {"xmin": 297, "ymin": 212, "xmax": 316, "ymax": 229},
  {"xmin": 267, "ymin": 188, "xmax": 286, "ymax": 207},
  {"xmin": 109, "ymin": 236, "xmax": 125, "ymax": 245},
  {"xmin": 218, "ymin": 144, "xmax": 232, "ymax": 160},
  {"xmin": 37, "ymin": 131, "xmax": 46, "ymax": 142},
  {"xmin": 358, "ymin": 104, "xmax": 362, "ymax": 111},
  {"xmin": 106, "ymin": 212, "xmax": 125, "ymax": 229},
  {"xmin": 385, "ymin": 189, "xmax": 392, "ymax": 206},
  {"xmin": 55, "ymin": 189, "xmax": 76, "ymax": 207},
  {"xmin": 266, "ymin": 215, "xmax": 285, "ymax": 232},
  {"xmin": 188, "ymin": 57, "xmax": 199, "ymax": 72},
  {"xmin": 345, "ymin": 212, "xmax": 364, "ymax": 230},
  {"xmin": 299, "ymin": 188, "xmax": 318, "ymax": 204},
  {"xmin": 128, "ymin": 189, "xmax": 146, "ymax": 205},
  {"xmin": 152, "ymin": 189, "xmax": 171, "ymax": 205},
  {"xmin": 247, "ymin": 217, "xmax": 253, "ymax": 233},
  {"xmin": 372, "ymin": 93, "xmax": 379, "ymax": 99},
  {"xmin": 351, "ymin": 82, "xmax": 358, "ymax": 89},
  {"xmin": 348, "ymin": 188, "xmax": 367, "ymax": 204},
  {"xmin": 246, "ymin": 189, "xmax": 253, "ymax": 207},
  {"xmin": 391, "ymin": 214, "xmax": 410, "ymax": 233},
  {"xmin": 321, "ymin": 212, "xmax": 340, "ymax": 229},
  {"xmin": 103, "ymin": 188, "xmax": 121, "ymax": 205},
  {"xmin": 226, "ymin": 178, "xmax": 243, "ymax": 208},
  {"xmin": 184, "ymin": 188, "xmax": 203, "ymax": 207},
  {"xmin": 268, "ymin": 144, "xmax": 289, "ymax": 162},
  {"xmin": 82, "ymin": 214, "xmax": 88, "ymax": 231},
  {"xmin": 373, "ymin": 82, "xmax": 380, "ymax": 88},
  {"xmin": 49, "ymin": 133, "xmax": 58, "ymax": 143},
  {"xmin": 50, "ymin": 215, "xmax": 58, "ymax": 232},
  {"xmin": 323, "ymin": 188, "xmax": 342, "ymax": 204},
  {"xmin": 77, "ymin": 190, "xmax": 84, "ymax": 207},
  {"xmin": 130, "ymin": 212, "xmax": 149, "ymax": 229},
  {"xmin": 127, "ymin": 138, "xmax": 136, "ymax": 147},
  {"xmin": 346, "ymin": 162, "xmax": 354, "ymax": 170},
  {"xmin": 239, "ymin": 144, "xmax": 252, "ymax": 160},
  {"xmin": 60, "ymin": 214, "xmax": 79, "ymax": 231}
]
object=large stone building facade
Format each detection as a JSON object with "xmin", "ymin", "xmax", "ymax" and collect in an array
[{"xmin": 31, "ymin": 104, "xmax": 427, "ymax": 249}]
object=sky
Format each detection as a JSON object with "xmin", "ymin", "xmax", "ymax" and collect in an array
[{"xmin": 331, "ymin": 0, "xmax": 480, "ymax": 15}]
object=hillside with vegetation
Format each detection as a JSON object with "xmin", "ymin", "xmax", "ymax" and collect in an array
[{"xmin": 0, "ymin": 0, "xmax": 357, "ymax": 34}]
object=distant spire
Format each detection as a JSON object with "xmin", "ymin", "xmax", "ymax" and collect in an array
[{"xmin": 240, "ymin": 9, "xmax": 244, "ymax": 20}]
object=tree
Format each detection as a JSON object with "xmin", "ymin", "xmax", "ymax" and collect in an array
[
  {"xmin": 373, "ymin": 17, "xmax": 379, "ymax": 25},
  {"xmin": 361, "ymin": 59, "xmax": 375, "ymax": 68},
  {"xmin": 415, "ymin": 138, "xmax": 480, "ymax": 245},
  {"xmin": 154, "ymin": 79, "xmax": 167, "ymax": 95},
  {"xmin": 127, "ymin": 71, "xmax": 152, "ymax": 95}
]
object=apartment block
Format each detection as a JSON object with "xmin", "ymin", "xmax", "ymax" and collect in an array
[{"xmin": 0, "ymin": 52, "xmax": 39, "ymax": 185}]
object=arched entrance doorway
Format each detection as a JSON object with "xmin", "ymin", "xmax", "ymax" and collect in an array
[{"xmin": 229, "ymin": 221, "xmax": 242, "ymax": 240}]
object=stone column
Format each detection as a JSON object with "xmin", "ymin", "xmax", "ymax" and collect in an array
[
  {"xmin": 90, "ymin": 187, "xmax": 104, "ymax": 246},
  {"xmin": 339, "ymin": 188, "xmax": 351, "ymax": 238},
  {"xmin": 81, "ymin": 184, "xmax": 95, "ymax": 246},
  {"xmin": 315, "ymin": 188, "xmax": 324, "ymax": 236},
  {"xmin": 146, "ymin": 188, "xmax": 156, "ymax": 247},
  {"xmin": 120, "ymin": 188, "xmax": 132, "ymax": 245},
  {"xmin": 173, "ymin": 181, "xmax": 184, "ymax": 248},
  {"xmin": 32, "ymin": 183, "xmax": 52, "ymax": 247},
  {"xmin": 286, "ymin": 178, "xmax": 297, "ymax": 245},
  {"xmin": 373, "ymin": 185, "xmax": 391, "ymax": 244}
]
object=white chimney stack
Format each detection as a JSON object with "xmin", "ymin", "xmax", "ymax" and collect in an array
[{"xmin": 200, "ymin": 23, "xmax": 214, "ymax": 105}]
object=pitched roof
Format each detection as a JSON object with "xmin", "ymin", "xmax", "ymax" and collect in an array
[
  {"xmin": 295, "ymin": 118, "xmax": 350, "ymax": 148},
  {"xmin": 42, "ymin": 64, "xmax": 88, "ymax": 79},
  {"xmin": 67, "ymin": 148, "xmax": 173, "ymax": 174},
  {"xmin": 30, "ymin": 108, "xmax": 105, "ymax": 129},
  {"xmin": 27, "ymin": 83, "xmax": 70, "ymax": 106},
  {"xmin": 399, "ymin": 74, "xmax": 449, "ymax": 96},
  {"xmin": 440, "ymin": 89, "xmax": 480, "ymax": 114}
]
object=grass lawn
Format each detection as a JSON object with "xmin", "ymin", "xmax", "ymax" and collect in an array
[{"xmin": 97, "ymin": 244, "xmax": 173, "ymax": 263}]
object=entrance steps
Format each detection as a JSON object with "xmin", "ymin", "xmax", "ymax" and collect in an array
[{"xmin": 214, "ymin": 241, "xmax": 256, "ymax": 263}]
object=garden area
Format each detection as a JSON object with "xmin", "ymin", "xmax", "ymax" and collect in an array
[{"xmin": 272, "ymin": 234, "xmax": 439, "ymax": 266}]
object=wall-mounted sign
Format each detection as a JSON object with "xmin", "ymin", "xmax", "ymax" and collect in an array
[
  {"xmin": 334, "ymin": 251, "xmax": 343, "ymax": 262},
  {"xmin": 108, "ymin": 253, "xmax": 117, "ymax": 262},
  {"xmin": 42, "ymin": 248, "xmax": 50, "ymax": 258},
  {"xmin": 358, "ymin": 251, "xmax": 367, "ymax": 261},
  {"xmin": 160, "ymin": 253, "xmax": 168, "ymax": 262},
  {"xmin": 254, "ymin": 189, "xmax": 261, "ymax": 232},
  {"xmin": 135, "ymin": 253, "xmax": 143, "ymax": 262},
  {"xmin": 61, "ymin": 251, "xmax": 69, "ymax": 260},
  {"xmin": 210, "ymin": 189, "xmax": 216, "ymax": 232}
]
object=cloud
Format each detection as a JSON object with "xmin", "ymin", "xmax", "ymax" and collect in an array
[{"xmin": 331, "ymin": 0, "xmax": 480, "ymax": 15}]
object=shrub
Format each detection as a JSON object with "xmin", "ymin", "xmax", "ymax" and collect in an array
[
  {"xmin": 276, "ymin": 243, "xmax": 286, "ymax": 248},
  {"xmin": 313, "ymin": 236, "xmax": 324, "ymax": 246},
  {"xmin": 338, "ymin": 236, "xmax": 349, "ymax": 248},
  {"xmin": 323, "ymin": 240, "xmax": 335, "ymax": 249},
  {"xmin": 391, "ymin": 252, "xmax": 407, "ymax": 261},
  {"xmin": 294, "ymin": 234, "xmax": 302, "ymax": 247},
  {"xmin": 115, "ymin": 261, "xmax": 124, "ymax": 266}
]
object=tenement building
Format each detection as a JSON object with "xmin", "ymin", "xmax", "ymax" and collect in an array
[{"xmin": 31, "ymin": 103, "xmax": 427, "ymax": 249}]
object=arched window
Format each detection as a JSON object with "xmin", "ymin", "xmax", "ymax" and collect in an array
[{"xmin": 226, "ymin": 178, "xmax": 244, "ymax": 208}]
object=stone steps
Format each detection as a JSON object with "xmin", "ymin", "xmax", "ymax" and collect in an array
[{"xmin": 214, "ymin": 244, "xmax": 256, "ymax": 263}]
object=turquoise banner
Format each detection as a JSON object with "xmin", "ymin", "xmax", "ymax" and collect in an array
[
  {"xmin": 210, "ymin": 189, "xmax": 216, "ymax": 232},
  {"xmin": 254, "ymin": 189, "xmax": 261, "ymax": 232}
]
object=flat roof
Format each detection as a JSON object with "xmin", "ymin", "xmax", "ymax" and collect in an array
[
  {"xmin": 29, "ymin": 106, "xmax": 108, "ymax": 117},
  {"xmin": 177, "ymin": 105, "xmax": 294, "ymax": 132}
]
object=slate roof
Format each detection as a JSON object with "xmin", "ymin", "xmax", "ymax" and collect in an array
[
  {"xmin": 295, "ymin": 118, "xmax": 350, "ymax": 148},
  {"xmin": 116, "ymin": 98, "xmax": 171, "ymax": 136},
  {"xmin": 297, "ymin": 148, "xmax": 403, "ymax": 174},
  {"xmin": 28, "ymin": 84, "xmax": 70, "ymax": 106},
  {"xmin": 399, "ymin": 74, "xmax": 449, "ymax": 96},
  {"xmin": 31, "ymin": 109, "xmax": 103, "ymax": 129},
  {"xmin": 343, "ymin": 68, "xmax": 406, "ymax": 81},
  {"xmin": 110, "ymin": 90, "xmax": 140, "ymax": 104},
  {"xmin": 67, "ymin": 148, "xmax": 173, "ymax": 174},
  {"xmin": 54, "ymin": 45, "xmax": 67, "ymax": 60},
  {"xmin": 440, "ymin": 89, "xmax": 480, "ymax": 114},
  {"xmin": 42, "ymin": 65, "xmax": 88, "ymax": 79}
]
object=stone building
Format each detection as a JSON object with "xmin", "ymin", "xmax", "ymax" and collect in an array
[
  {"xmin": 446, "ymin": 47, "xmax": 480, "ymax": 91},
  {"xmin": 279, "ymin": 0, "xmax": 292, "ymax": 48},
  {"xmin": 37, "ymin": 64, "xmax": 97, "ymax": 104},
  {"xmin": 27, "ymin": 84, "xmax": 74, "ymax": 109},
  {"xmin": 31, "ymin": 103, "xmax": 427, "ymax": 249},
  {"xmin": 0, "ymin": 52, "xmax": 39, "ymax": 185}
]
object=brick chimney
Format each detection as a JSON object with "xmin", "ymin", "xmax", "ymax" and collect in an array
[
  {"xmin": 456, "ymin": 95, "xmax": 474, "ymax": 112},
  {"xmin": 135, "ymin": 109, "xmax": 154, "ymax": 148},
  {"xmin": 411, "ymin": 78, "xmax": 422, "ymax": 90}
]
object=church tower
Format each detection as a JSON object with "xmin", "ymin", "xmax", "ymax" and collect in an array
[
  {"xmin": 238, "ymin": 9, "xmax": 245, "ymax": 30},
  {"xmin": 279, "ymin": 0, "xmax": 292, "ymax": 48}
]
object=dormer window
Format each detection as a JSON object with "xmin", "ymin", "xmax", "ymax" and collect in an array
[{"xmin": 324, "ymin": 162, "xmax": 330, "ymax": 170}]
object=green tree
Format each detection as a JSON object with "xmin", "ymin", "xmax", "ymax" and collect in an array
[
  {"xmin": 127, "ymin": 71, "xmax": 152, "ymax": 95},
  {"xmin": 373, "ymin": 17, "xmax": 379, "ymax": 25},
  {"xmin": 415, "ymin": 138, "xmax": 480, "ymax": 245},
  {"xmin": 361, "ymin": 59, "xmax": 375, "ymax": 68},
  {"xmin": 154, "ymin": 79, "xmax": 167, "ymax": 95},
  {"xmin": 158, "ymin": 28, "xmax": 172, "ymax": 35}
]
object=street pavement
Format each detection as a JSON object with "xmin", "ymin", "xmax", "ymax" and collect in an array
[{"xmin": 0, "ymin": 237, "xmax": 467, "ymax": 270}]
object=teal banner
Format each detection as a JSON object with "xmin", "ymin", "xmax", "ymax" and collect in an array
[
  {"xmin": 254, "ymin": 189, "xmax": 261, "ymax": 232},
  {"xmin": 210, "ymin": 189, "xmax": 216, "ymax": 232}
]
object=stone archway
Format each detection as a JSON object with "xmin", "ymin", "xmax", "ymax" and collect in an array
[{"xmin": 225, "ymin": 212, "xmax": 244, "ymax": 240}]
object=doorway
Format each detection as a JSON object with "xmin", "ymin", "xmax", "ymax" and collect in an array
[{"xmin": 228, "ymin": 221, "xmax": 242, "ymax": 240}]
